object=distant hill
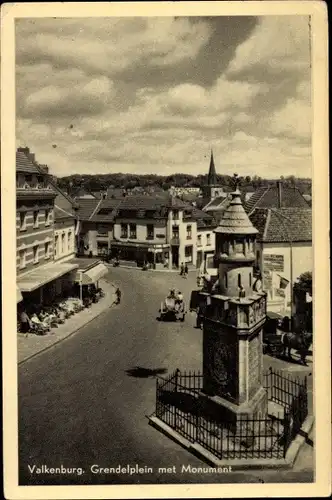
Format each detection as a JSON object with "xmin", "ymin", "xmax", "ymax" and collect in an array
[{"xmin": 56, "ymin": 173, "xmax": 311, "ymax": 198}]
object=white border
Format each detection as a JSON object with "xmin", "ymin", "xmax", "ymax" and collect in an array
[{"xmin": 1, "ymin": 2, "xmax": 330, "ymax": 499}]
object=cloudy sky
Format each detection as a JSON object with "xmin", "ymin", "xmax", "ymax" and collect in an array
[{"xmin": 16, "ymin": 16, "xmax": 311, "ymax": 178}]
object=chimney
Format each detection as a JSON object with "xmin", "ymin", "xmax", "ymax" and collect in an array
[
  {"xmin": 277, "ymin": 181, "xmax": 282, "ymax": 208},
  {"xmin": 17, "ymin": 147, "xmax": 36, "ymax": 163},
  {"xmin": 39, "ymin": 164, "xmax": 49, "ymax": 173}
]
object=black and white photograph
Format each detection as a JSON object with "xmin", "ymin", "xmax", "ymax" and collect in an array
[{"xmin": 1, "ymin": 2, "xmax": 330, "ymax": 499}]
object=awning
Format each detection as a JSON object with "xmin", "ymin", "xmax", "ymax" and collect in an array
[
  {"xmin": 74, "ymin": 262, "xmax": 108, "ymax": 285},
  {"xmin": 111, "ymin": 241, "xmax": 170, "ymax": 250},
  {"xmin": 17, "ymin": 286, "xmax": 23, "ymax": 303},
  {"xmin": 18, "ymin": 262, "xmax": 79, "ymax": 292}
]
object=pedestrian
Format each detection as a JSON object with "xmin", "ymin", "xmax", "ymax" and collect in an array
[
  {"xmin": 115, "ymin": 287, "xmax": 121, "ymax": 304},
  {"xmin": 180, "ymin": 262, "xmax": 185, "ymax": 276},
  {"xmin": 20, "ymin": 309, "xmax": 30, "ymax": 333},
  {"xmin": 184, "ymin": 263, "xmax": 188, "ymax": 278}
]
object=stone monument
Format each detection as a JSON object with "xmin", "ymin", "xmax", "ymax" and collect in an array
[{"xmin": 199, "ymin": 179, "xmax": 268, "ymax": 429}]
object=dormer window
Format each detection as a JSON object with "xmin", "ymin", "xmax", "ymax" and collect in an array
[
  {"xmin": 45, "ymin": 209, "xmax": 51, "ymax": 226},
  {"xmin": 33, "ymin": 210, "xmax": 39, "ymax": 228},
  {"xmin": 19, "ymin": 212, "xmax": 27, "ymax": 231}
]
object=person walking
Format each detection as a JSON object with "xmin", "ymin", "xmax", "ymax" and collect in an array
[
  {"xmin": 115, "ymin": 287, "xmax": 122, "ymax": 304},
  {"xmin": 184, "ymin": 263, "xmax": 188, "ymax": 278},
  {"xmin": 180, "ymin": 262, "xmax": 185, "ymax": 276}
]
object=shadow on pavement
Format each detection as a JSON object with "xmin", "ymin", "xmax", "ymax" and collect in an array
[{"xmin": 125, "ymin": 366, "xmax": 168, "ymax": 378}]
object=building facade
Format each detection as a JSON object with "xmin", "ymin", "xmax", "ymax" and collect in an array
[
  {"xmin": 76, "ymin": 195, "xmax": 217, "ymax": 269},
  {"xmin": 16, "ymin": 148, "xmax": 79, "ymax": 307},
  {"xmin": 16, "ymin": 148, "xmax": 56, "ymax": 278},
  {"xmin": 250, "ymin": 207, "xmax": 312, "ymax": 316}
]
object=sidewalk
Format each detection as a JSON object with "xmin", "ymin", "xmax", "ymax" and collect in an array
[{"xmin": 17, "ymin": 279, "xmax": 117, "ymax": 365}]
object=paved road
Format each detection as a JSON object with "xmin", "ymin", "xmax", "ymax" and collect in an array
[{"xmin": 18, "ymin": 268, "xmax": 313, "ymax": 485}]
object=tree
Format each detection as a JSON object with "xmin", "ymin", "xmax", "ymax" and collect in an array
[{"xmin": 293, "ymin": 271, "xmax": 312, "ymax": 295}]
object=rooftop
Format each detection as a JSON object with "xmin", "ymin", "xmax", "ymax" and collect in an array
[
  {"xmin": 214, "ymin": 190, "xmax": 259, "ymax": 235},
  {"xmin": 249, "ymin": 208, "xmax": 312, "ymax": 243},
  {"xmin": 244, "ymin": 184, "xmax": 310, "ymax": 214},
  {"xmin": 76, "ymin": 198, "xmax": 100, "ymax": 220}
]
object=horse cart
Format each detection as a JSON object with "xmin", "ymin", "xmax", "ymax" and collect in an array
[{"xmin": 159, "ymin": 296, "xmax": 186, "ymax": 322}]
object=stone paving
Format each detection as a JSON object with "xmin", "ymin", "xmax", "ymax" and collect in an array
[{"xmin": 17, "ymin": 278, "xmax": 117, "ymax": 364}]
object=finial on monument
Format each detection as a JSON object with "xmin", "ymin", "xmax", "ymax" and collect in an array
[{"xmin": 230, "ymin": 173, "xmax": 241, "ymax": 192}]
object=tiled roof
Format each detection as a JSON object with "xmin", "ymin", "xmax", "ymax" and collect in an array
[
  {"xmin": 117, "ymin": 194, "xmax": 191, "ymax": 212},
  {"xmin": 249, "ymin": 208, "xmax": 312, "ymax": 243},
  {"xmin": 191, "ymin": 207, "xmax": 217, "ymax": 228},
  {"xmin": 16, "ymin": 151, "xmax": 41, "ymax": 173},
  {"xmin": 203, "ymin": 194, "xmax": 230, "ymax": 211},
  {"xmin": 54, "ymin": 206, "xmax": 75, "ymax": 220},
  {"xmin": 244, "ymin": 185, "xmax": 310, "ymax": 214},
  {"xmin": 89, "ymin": 199, "xmax": 121, "ymax": 222},
  {"xmin": 215, "ymin": 190, "xmax": 259, "ymax": 235},
  {"xmin": 76, "ymin": 199, "xmax": 100, "ymax": 220}
]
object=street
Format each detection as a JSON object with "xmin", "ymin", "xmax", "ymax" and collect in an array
[{"xmin": 18, "ymin": 268, "xmax": 314, "ymax": 485}]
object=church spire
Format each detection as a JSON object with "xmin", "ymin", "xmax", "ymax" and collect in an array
[{"xmin": 207, "ymin": 149, "xmax": 217, "ymax": 186}]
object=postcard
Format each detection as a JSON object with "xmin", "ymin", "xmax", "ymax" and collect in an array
[{"xmin": 1, "ymin": 1, "xmax": 331, "ymax": 499}]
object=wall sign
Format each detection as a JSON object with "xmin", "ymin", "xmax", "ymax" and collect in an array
[{"xmin": 263, "ymin": 254, "xmax": 284, "ymax": 272}]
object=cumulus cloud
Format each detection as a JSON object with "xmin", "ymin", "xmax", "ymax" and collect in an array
[
  {"xmin": 15, "ymin": 16, "xmax": 312, "ymax": 178},
  {"xmin": 16, "ymin": 17, "xmax": 212, "ymax": 75},
  {"xmin": 226, "ymin": 16, "xmax": 310, "ymax": 78}
]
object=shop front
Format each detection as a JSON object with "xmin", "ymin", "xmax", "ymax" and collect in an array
[
  {"xmin": 17, "ymin": 261, "xmax": 79, "ymax": 309},
  {"xmin": 110, "ymin": 241, "xmax": 170, "ymax": 268}
]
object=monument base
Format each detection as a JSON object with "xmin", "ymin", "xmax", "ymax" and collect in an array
[{"xmin": 199, "ymin": 386, "xmax": 268, "ymax": 434}]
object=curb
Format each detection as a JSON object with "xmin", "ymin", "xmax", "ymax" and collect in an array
[
  {"xmin": 18, "ymin": 283, "xmax": 117, "ymax": 366},
  {"xmin": 148, "ymin": 414, "xmax": 314, "ymax": 470}
]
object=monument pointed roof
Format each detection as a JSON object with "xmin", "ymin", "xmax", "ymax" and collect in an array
[
  {"xmin": 207, "ymin": 150, "xmax": 217, "ymax": 186},
  {"xmin": 214, "ymin": 189, "xmax": 259, "ymax": 235}
]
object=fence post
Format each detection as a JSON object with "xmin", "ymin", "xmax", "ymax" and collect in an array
[
  {"xmin": 283, "ymin": 410, "xmax": 290, "ymax": 458},
  {"xmin": 175, "ymin": 368, "xmax": 180, "ymax": 393},
  {"xmin": 156, "ymin": 378, "xmax": 159, "ymax": 418}
]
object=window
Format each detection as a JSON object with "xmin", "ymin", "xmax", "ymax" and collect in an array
[
  {"xmin": 185, "ymin": 245, "xmax": 193, "ymax": 262},
  {"xmin": 249, "ymin": 272, "xmax": 252, "ymax": 287},
  {"xmin": 197, "ymin": 234, "xmax": 202, "ymax": 247},
  {"xmin": 45, "ymin": 209, "xmax": 51, "ymax": 226},
  {"xmin": 33, "ymin": 210, "xmax": 39, "ymax": 228},
  {"xmin": 68, "ymin": 232, "xmax": 72, "ymax": 251},
  {"xmin": 238, "ymin": 274, "xmax": 242, "ymax": 288},
  {"xmin": 25, "ymin": 174, "xmax": 32, "ymax": 183},
  {"xmin": 54, "ymin": 235, "xmax": 59, "ymax": 258},
  {"xmin": 33, "ymin": 245, "xmax": 39, "ymax": 264},
  {"xmin": 19, "ymin": 212, "xmax": 27, "ymax": 231},
  {"xmin": 19, "ymin": 249, "xmax": 26, "ymax": 269},
  {"xmin": 61, "ymin": 233, "xmax": 66, "ymax": 254},
  {"xmin": 173, "ymin": 210, "xmax": 179, "ymax": 220},
  {"xmin": 121, "ymin": 223, "xmax": 128, "ymax": 238},
  {"xmin": 206, "ymin": 233, "xmax": 211, "ymax": 246},
  {"xmin": 224, "ymin": 272, "xmax": 228, "ymax": 288},
  {"xmin": 97, "ymin": 225, "xmax": 108, "ymax": 236},
  {"xmin": 172, "ymin": 226, "xmax": 179, "ymax": 239},
  {"xmin": 44, "ymin": 242, "xmax": 50, "ymax": 259},
  {"xmin": 186, "ymin": 225, "xmax": 192, "ymax": 240},
  {"xmin": 129, "ymin": 223, "xmax": 137, "ymax": 239},
  {"xmin": 146, "ymin": 224, "xmax": 154, "ymax": 240}
]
